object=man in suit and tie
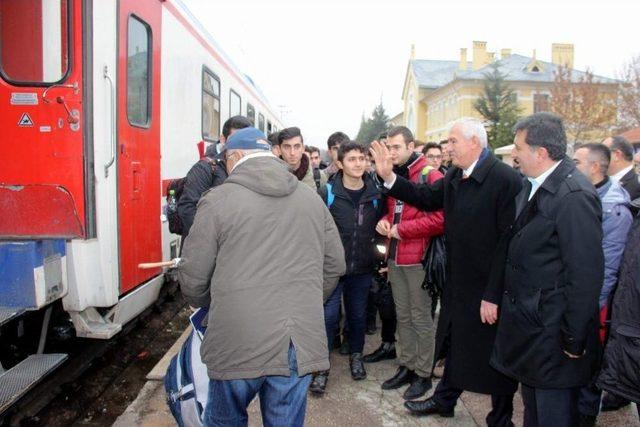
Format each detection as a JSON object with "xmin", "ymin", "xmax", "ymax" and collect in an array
[
  {"xmin": 491, "ymin": 113, "xmax": 604, "ymax": 427},
  {"xmin": 603, "ymin": 136, "xmax": 640, "ymax": 215}
]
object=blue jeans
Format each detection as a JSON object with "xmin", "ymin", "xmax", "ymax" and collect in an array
[
  {"xmin": 324, "ymin": 274, "xmax": 372, "ymax": 354},
  {"xmin": 203, "ymin": 344, "xmax": 311, "ymax": 427}
]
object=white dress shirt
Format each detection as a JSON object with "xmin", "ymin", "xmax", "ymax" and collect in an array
[
  {"xmin": 527, "ymin": 161, "xmax": 561, "ymax": 201},
  {"xmin": 610, "ymin": 165, "xmax": 633, "ymax": 184}
]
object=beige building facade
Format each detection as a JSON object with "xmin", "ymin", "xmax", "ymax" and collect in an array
[{"xmin": 400, "ymin": 41, "xmax": 618, "ymax": 142}]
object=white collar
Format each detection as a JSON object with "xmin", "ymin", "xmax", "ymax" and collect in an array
[
  {"xmin": 232, "ymin": 151, "xmax": 276, "ymax": 172},
  {"xmin": 611, "ymin": 165, "xmax": 634, "ymax": 183},
  {"xmin": 528, "ymin": 161, "xmax": 561, "ymax": 186},
  {"xmin": 462, "ymin": 158, "xmax": 479, "ymax": 178}
]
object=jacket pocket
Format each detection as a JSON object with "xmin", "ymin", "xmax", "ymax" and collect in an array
[
  {"xmin": 515, "ymin": 288, "xmax": 543, "ymax": 328},
  {"xmin": 610, "ymin": 324, "xmax": 640, "ymax": 393}
]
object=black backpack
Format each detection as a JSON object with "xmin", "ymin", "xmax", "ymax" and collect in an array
[{"xmin": 166, "ymin": 158, "xmax": 217, "ymax": 235}]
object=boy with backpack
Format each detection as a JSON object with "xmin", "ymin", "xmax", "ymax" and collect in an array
[
  {"xmin": 171, "ymin": 116, "xmax": 252, "ymax": 243},
  {"xmin": 310, "ymin": 141, "xmax": 383, "ymax": 394}
]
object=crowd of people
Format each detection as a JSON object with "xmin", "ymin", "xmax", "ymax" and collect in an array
[{"xmin": 174, "ymin": 112, "xmax": 640, "ymax": 427}]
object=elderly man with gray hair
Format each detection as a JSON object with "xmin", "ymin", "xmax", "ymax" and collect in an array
[
  {"xmin": 370, "ymin": 118, "xmax": 522, "ymax": 426},
  {"xmin": 178, "ymin": 127, "xmax": 346, "ymax": 426}
]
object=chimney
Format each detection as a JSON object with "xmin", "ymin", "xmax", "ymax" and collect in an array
[
  {"xmin": 459, "ymin": 48, "xmax": 467, "ymax": 70},
  {"xmin": 472, "ymin": 41, "xmax": 488, "ymax": 70},
  {"xmin": 487, "ymin": 52, "xmax": 495, "ymax": 62},
  {"xmin": 501, "ymin": 48, "xmax": 512, "ymax": 59},
  {"xmin": 552, "ymin": 43, "xmax": 574, "ymax": 69},
  {"xmin": 410, "ymin": 43, "xmax": 416, "ymax": 60}
]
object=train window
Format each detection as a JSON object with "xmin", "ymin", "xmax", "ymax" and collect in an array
[
  {"xmin": 246, "ymin": 103, "xmax": 256, "ymax": 125},
  {"xmin": 267, "ymin": 121, "xmax": 272, "ymax": 134},
  {"xmin": 0, "ymin": 0, "xmax": 70, "ymax": 84},
  {"xmin": 258, "ymin": 113, "xmax": 265, "ymax": 133},
  {"xmin": 127, "ymin": 16, "xmax": 151, "ymax": 127},
  {"xmin": 202, "ymin": 68, "xmax": 220, "ymax": 141},
  {"xmin": 230, "ymin": 89, "xmax": 241, "ymax": 117}
]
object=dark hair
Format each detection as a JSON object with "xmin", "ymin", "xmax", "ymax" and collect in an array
[
  {"xmin": 267, "ymin": 132, "xmax": 279, "ymax": 147},
  {"xmin": 222, "ymin": 115, "xmax": 253, "ymax": 138},
  {"xmin": 579, "ymin": 143, "xmax": 611, "ymax": 175},
  {"xmin": 439, "ymin": 139, "xmax": 449, "ymax": 145},
  {"xmin": 378, "ymin": 132, "xmax": 388, "ymax": 140},
  {"xmin": 305, "ymin": 145, "xmax": 320, "ymax": 154},
  {"xmin": 387, "ymin": 126, "xmax": 414, "ymax": 144},
  {"xmin": 610, "ymin": 136, "xmax": 634, "ymax": 161},
  {"xmin": 337, "ymin": 141, "xmax": 366, "ymax": 162},
  {"xmin": 327, "ymin": 131, "xmax": 350, "ymax": 150},
  {"xmin": 277, "ymin": 127, "xmax": 304, "ymax": 145},
  {"xmin": 513, "ymin": 113, "xmax": 567, "ymax": 161},
  {"xmin": 422, "ymin": 142, "xmax": 442, "ymax": 156}
]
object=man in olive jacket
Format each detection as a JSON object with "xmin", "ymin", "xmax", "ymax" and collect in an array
[
  {"xmin": 178, "ymin": 127, "xmax": 346, "ymax": 426},
  {"xmin": 491, "ymin": 113, "xmax": 604, "ymax": 427}
]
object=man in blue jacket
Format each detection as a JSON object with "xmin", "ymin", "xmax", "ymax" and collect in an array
[{"xmin": 573, "ymin": 143, "xmax": 633, "ymax": 426}]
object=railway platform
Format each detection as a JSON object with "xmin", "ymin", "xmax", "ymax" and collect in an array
[{"xmin": 113, "ymin": 327, "xmax": 639, "ymax": 426}]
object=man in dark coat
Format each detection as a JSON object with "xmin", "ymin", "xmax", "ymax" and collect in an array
[
  {"xmin": 370, "ymin": 118, "xmax": 521, "ymax": 426},
  {"xmin": 491, "ymin": 113, "xmax": 604, "ymax": 427},
  {"xmin": 604, "ymin": 136, "xmax": 640, "ymax": 217},
  {"xmin": 597, "ymin": 209, "xmax": 640, "ymax": 419},
  {"xmin": 177, "ymin": 115, "xmax": 252, "ymax": 243}
]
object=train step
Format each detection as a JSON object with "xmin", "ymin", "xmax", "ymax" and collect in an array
[
  {"xmin": 0, "ymin": 307, "xmax": 25, "ymax": 327},
  {"xmin": 0, "ymin": 353, "xmax": 68, "ymax": 414}
]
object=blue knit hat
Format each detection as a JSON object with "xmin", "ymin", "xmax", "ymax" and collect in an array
[{"xmin": 224, "ymin": 127, "xmax": 271, "ymax": 151}]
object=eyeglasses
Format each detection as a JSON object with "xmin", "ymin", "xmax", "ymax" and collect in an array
[{"xmin": 427, "ymin": 155, "xmax": 443, "ymax": 160}]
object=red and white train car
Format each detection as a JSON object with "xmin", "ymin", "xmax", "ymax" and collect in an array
[{"xmin": 0, "ymin": 0, "xmax": 281, "ymax": 407}]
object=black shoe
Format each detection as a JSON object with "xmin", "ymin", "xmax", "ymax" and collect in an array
[
  {"xmin": 404, "ymin": 397, "xmax": 454, "ymax": 417},
  {"xmin": 366, "ymin": 319, "xmax": 377, "ymax": 335},
  {"xmin": 309, "ymin": 371, "xmax": 329, "ymax": 395},
  {"xmin": 350, "ymin": 353, "xmax": 367, "ymax": 380},
  {"xmin": 363, "ymin": 342, "xmax": 397, "ymax": 363},
  {"xmin": 403, "ymin": 375, "xmax": 432, "ymax": 400},
  {"xmin": 601, "ymin": 392, "xmax": 631, "ymax": 412},
  {"xmin": 579, "ymin": 413, "xmax": 596, "ymax": 427},
  {"xmin": 339, "ymin": 340, "xmax": 350, "ymax": 355},
  {"xmin": 381, "ymin": 366, "xmax": 415, "ymax": 390}
]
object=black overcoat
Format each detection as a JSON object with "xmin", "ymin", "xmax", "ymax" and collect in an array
[
  {"xmin": 490, "ymin": 158, "xmax": 604, "ymax": 388},
  {"xmin": 387, "ymin": 150, "xmax": 521, "ymax": 395}
]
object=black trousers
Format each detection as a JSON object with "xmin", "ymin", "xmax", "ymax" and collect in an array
[
  {"xmin": 433, "ymin": 359, "xmax": 514, "ymax": 427},
  {"xmin": 368, "ymin": 279, "xmax": 397, "ymax": 343},
  {"xmin": 521, "ymin": 384, "xmax": 580, "ymax": 427}
]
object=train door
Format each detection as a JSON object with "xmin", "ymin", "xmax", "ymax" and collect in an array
[{"xmin": 117, "ymin": 0, "xmax": 162, "ymax": 293}]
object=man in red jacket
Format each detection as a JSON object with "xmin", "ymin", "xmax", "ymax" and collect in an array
[{"xmin": 377, "ymin": 126, "xmax": 445, "ymax": 401}]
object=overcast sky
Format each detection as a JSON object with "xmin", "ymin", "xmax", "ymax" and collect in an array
[{"xmin": 182, "ymin": 0, "xmax": 639, "ymax": 147}]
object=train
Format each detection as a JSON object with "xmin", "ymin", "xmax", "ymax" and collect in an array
[{"xmin": 0, "ymin": 0, "xmax": 282, "ymax": 413}]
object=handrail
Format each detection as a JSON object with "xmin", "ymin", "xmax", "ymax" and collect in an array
[{"xmin": 103, "ymin": 66, "xmax": 116, "ymax": 178}]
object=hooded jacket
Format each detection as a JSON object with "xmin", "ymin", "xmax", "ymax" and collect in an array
[
  {"xmin": 178, "ymin": 155, "xmax": 346, "ymax": 380},
  {"xmin": 597, "ymin": 179, "xmax": 633, "ymax": 308}
]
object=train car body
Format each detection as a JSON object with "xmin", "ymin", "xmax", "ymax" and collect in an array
[{"xmin": 0, "ymin": 0, "xmax": 281, "ymax": 411}]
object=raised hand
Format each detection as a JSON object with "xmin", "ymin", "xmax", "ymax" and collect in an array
[{"xmin": 369, "ymin": 141, "xmax": 394, "ymax": 183}]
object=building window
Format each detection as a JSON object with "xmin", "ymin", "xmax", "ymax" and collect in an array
[
  {"xmin": 230, "ymin": 89, "xmax": 241, "ymax": 117},
  {"xmin": 202, "ymin": 68, "xmax": 220, "ymax": 141},
  {"xmin": 247, "ymin": 103, "xmax": 256, "ymax": 125},
  {"xmin": 258, "ymin": 113, "xmax": 265, "ymax": 132},
  {"xmin": 533, "ymin": 93, "xmax": 550, "ymax": 113},
  {"xmin": 267, "ymin": 120, "xmax": 272, "ymax": 134},
  {"xmin": 127, "ymin": 15, "xmax": 151, "ymax": 127},
  {"xmin": 0, "ymin": 0, "xmax": 70, "ymax": 84}
]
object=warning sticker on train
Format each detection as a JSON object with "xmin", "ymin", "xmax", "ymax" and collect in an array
[{"xmin": 18, "ymin": 113, "xmax": 34, "ymax": 127}]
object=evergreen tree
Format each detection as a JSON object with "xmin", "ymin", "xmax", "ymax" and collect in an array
[
  {"xmin": 356, "ymin": 102, "xmax": 390, "ymax": 145},
  {"xmin": 474, "ymin": 63, "xmax": 522, "ymax": 149}
]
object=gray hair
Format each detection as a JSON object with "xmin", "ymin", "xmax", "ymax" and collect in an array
[{"xmin": 451, "ymin": 118, "xmax": 488, "ymax": 148}]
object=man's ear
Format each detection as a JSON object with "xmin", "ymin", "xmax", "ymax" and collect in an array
[{"xmin": 337, "ymin": 160, "xmax": 344, "ymax": 170}]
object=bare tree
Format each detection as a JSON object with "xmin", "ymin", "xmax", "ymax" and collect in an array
[
  {"xmin": 617, "ymin": 55, "xmax": 640, "ymax": 132},
  {"xmin": 550, "ymin": 66, "xmax": 617, "ymax": 145}
]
